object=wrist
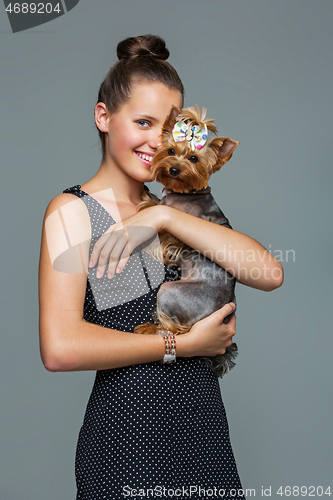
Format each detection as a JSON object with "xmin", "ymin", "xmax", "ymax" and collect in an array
[
  {"xmin": 157, "ymin": 330, "xmax": 177, "ymax": 364},
  {"xmin": 155, "ymin": 205, "xmax": 173, "ymax": 232},
  {"xmin": 174, "ymin": 332, "xmax": 195, "ymax": 358}
]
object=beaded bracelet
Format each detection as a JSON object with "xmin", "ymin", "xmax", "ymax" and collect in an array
[{"xmin": 156, "ymin": 330, "xmax": 176, "ymax": 364}]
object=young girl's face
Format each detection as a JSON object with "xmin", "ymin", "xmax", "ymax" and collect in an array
[{"xmin": 104, "ymin": 81, "xmax": 183, "ymax": 183}]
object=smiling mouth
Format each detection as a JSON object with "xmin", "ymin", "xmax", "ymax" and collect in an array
[{"xmin": 135, "ymin": 151, "xmax": 154, "ymax": 163}]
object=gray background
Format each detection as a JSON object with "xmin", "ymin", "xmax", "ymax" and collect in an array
[{"xmin": 1, "ymin": 0, "xmax": 332, "ymax": 499}]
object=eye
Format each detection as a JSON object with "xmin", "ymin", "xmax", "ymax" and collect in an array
[
  {"xmin": 137, "ymin": 120, "xmax": 150, "ymax": 128},
  {"xmin": 189, "ymin": 156, "xmax": 199, "ymax": 163},
  {"xmin": 168, "ymin": 149, "xmax": 175, "ymax": 156}
]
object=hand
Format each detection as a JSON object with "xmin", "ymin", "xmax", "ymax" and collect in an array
[
  {"xmin": 183, "ymin": 303, "xmax": 236, "ymax": 357},
  {"xmin": 88, "ymin": 205, "xmax": 167, "ymax": 278}
]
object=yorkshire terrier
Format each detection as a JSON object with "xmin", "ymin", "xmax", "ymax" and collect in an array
[{"xmin": 135, "ymin": 105, "xmax": 239, "ymax": 377}]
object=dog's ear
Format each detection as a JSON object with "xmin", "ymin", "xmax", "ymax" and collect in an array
[
  {"xmin": 208, "ymin": 137, "xmax": 239, "ymax": 172},
  {"xmin": 162, "ymin": 106, "xmax": 182, "ymax": 137},
  {"xmin": 169, "ymin": 105, "xmax": 182, "ymax": 122}
]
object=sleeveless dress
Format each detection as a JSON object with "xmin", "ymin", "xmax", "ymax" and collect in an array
[{"xmin": 63, "ymin": 185, "xmax": 245, "ymax": 500}]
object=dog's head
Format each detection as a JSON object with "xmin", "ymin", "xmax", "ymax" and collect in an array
[{"xmin": 150, "ymin": 105, "xmax": 239, "ymax": 193}]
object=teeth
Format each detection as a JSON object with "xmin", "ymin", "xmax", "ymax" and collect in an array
[{"xmin": 137, "ymin": 152, "xmax": 153, "ymax": 162}]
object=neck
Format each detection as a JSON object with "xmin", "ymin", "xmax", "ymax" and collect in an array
[{"xmin": 84, "ymin": 160, "xmax": 145, "ymax": 205}]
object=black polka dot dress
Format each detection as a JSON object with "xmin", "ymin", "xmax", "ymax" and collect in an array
[{"xmin": 63, "ymin": 185, "xmax": 245, "ymax": 500}]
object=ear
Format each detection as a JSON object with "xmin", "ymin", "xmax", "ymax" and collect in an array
[
  {"xmin": 208, "ymin": 137, "xmax": 239, "ymax": 172},
  {"xmin": 162, "ymin": 105, "xmax": 182, "ymax": 136},
  {"xmin": 95, "ymin": 102, "xmax": 109, "ymax": 133}
]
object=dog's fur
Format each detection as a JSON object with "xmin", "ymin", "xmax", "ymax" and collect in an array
[{"xmin": 135, "ymin": 105, "xmax": 239, "ymax": 377}]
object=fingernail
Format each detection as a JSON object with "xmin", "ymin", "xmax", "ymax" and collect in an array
[
  {"xmin": 108, "ymin": 272, "xmax": 113, "ymax": 279},
  {"xmin": 88, "ymin": 260, "xmax": 94, "ymax": 268},
  {"xmin": 229, "ymin": 302, "xmax": 236, "ymax": 308},
  {"xmin": 116, "ymin": 268, "xmax": 121, "ymax": 273},
  {"xmin": 96, "ymin": 271, "xmax": 102, "ymax": 278}
]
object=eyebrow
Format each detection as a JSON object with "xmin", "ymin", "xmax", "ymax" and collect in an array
[{"xmin": 133, "ymin": 114, "xmax": 157, "ymax": 121}]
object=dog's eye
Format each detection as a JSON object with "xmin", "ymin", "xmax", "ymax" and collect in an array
[
  {"xmin": 168, "ymin": 149, "xmax": 175, "ymax": 156},
  {"xmin": 189, "ymin": 156, "xmax": 199, "ymax": 163}
]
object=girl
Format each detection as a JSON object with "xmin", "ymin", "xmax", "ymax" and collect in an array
[{"xmin": 39, "ymin": 35, "xmax": 283, "ymax": 499}]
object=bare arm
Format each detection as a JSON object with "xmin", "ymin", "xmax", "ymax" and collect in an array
[
  {"xmin": 161, "ymin": 206, "xmax": 284, "ymax": 291},
  {"xmin": 90, "ymin": 205, "xmax": 284, "ymax": 292},
  {"xmin": 39, "ymin": 195, "xmax": 236, "ymax": 372}
]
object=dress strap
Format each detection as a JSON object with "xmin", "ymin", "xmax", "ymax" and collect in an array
[
  {"xmin": 63, "ymin": 184, "xmax": 85, "ymax": 198},
  {"xmin": 63, "ymin": 184, "xmax": 116, "ymax": 240}
]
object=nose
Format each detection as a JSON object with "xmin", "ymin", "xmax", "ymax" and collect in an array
[
  {"xmin": 169, "ymin": 167, "xmax": 180, "ymax": 177},
  {"xmin": 147, "ymin": 131, "xmax": 162, "ymax": 150}
]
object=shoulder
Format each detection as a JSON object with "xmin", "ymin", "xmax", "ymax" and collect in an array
[
  {"xmin": 43, "ymin": 191, "xmax": 90, "ymax": 226},
  {"xmin": 42, "ymin": 192, "xmax": 91, "ymax": 256},
  {"xmin": 45, "ymin": 193, "xmax": 84, "ymax": 215}
]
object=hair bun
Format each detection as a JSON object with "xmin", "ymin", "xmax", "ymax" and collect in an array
[{"xmin": 117, "ymin": 34, "xmax": 169, "ymax": 61}]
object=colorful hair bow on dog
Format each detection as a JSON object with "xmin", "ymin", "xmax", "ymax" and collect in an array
[{"xmin": 172, "ymin": 120, "xmax": 208, "ymax": 151}]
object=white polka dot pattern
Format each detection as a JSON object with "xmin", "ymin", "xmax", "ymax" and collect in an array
[{"xmin": 63, "ymin": 185, "xmax": 245, "ymax": 500}]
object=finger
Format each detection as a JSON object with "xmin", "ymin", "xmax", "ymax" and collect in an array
[
  {"xmin": 107, "ymin": 230, "xmax": 131, "ymax": 278},
  {"xmin": 227, "ymin": 317, "xmax": 236, "ymax": 340},
  {"xmin": 228, "ymin": 314, "xmax": 236, "ymax": 329},
  {"xmin": 88, "ymin": 229, "xmax": 115, "ymax": 269},
  {"xmin": 227, "ymin": 318, "xmax": 236, "ymax": 337},
  {"xmin": 110, "ymin": 227, "xmax": 138, "ymax": 276},
  {"xmin": 96, "ymin": 231, "xmax": 126, "ymax": 278},
  {"xmin": 107, "ymin": 240, "xmax": 129, "ymax": 278},
  {"xmin": 99, "ymin": 233, "xmax": 127, "ymax": 278},
  {"xmin": 114, "ymin": 255, "xmax": 130, "ymax": 275},
  {"xmin": 218, "ymin": 302, "xmax": 236, "ymax": 321}
]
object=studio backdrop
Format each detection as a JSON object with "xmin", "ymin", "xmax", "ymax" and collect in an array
[{"xmin": 1, "ymin": 1, "xmax": 332, "ymax": 499}]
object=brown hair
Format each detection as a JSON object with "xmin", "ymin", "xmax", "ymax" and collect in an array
[{"xmin": 96, "ymin": 35, "xmax": 185, "ymax": 160}]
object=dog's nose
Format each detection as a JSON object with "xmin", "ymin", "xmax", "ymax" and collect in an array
[{"xmin": 169, "ymin": 167, "xmax": 180, "ymax": 177}]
